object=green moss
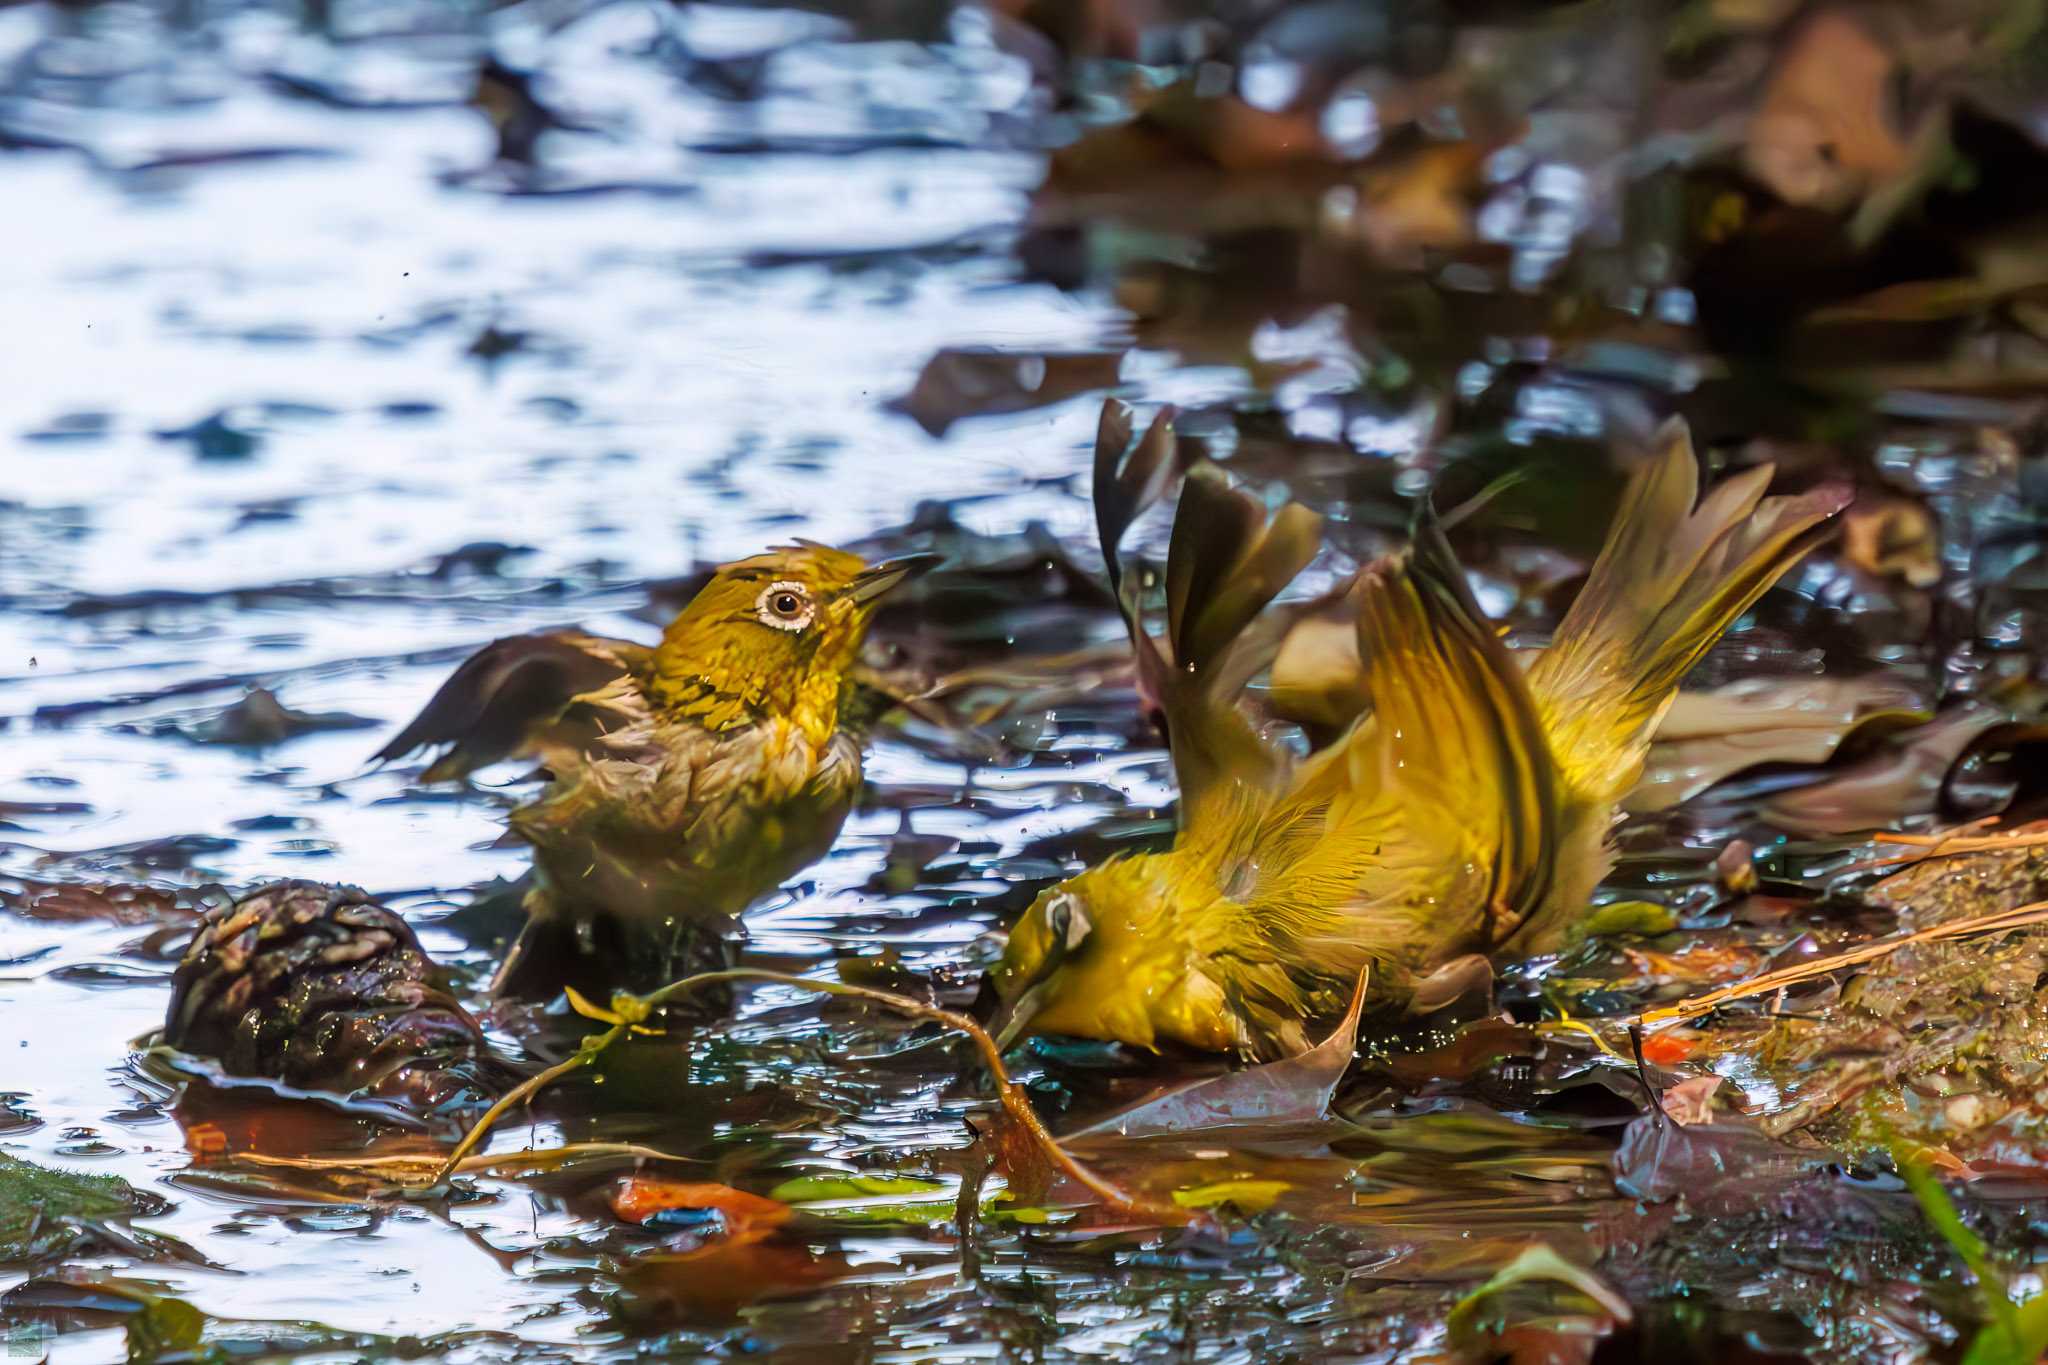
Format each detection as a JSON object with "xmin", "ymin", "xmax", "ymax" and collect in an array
[{"xmin": 0, "ymin": 1153, "xmax": 149, "ymax": 1262}]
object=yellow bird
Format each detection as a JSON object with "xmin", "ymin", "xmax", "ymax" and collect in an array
[
  {"xmin": 377, "ymin": 543, "xmax": 935, "ymax": 997},
  {"xmin": 989, "ymin": 408, "xmax": 1847, "ymax": 1057}
]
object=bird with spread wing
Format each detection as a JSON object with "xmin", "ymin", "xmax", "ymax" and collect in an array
[
  {"xmin": 376, "ymin": 543, "xmax": 935, "ymax": 998},
  {"xmin": 987, "ymin": 403, "xmax": 1848, "ymax": 1057}
]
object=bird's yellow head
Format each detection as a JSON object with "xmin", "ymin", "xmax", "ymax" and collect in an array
[
  {"xmin": 986, "ymin": 856, "xmax": 1244, "ymax": 1054},
  {"xmin": 648, "ymin": 542, "xmax": 935, "ymax": 739}
]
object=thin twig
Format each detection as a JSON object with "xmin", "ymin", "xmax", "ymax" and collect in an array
[
  {"xmin": 1626, "ymin": 1024, "xmax": 1668, "ymax": 1132},
  {"xmin": 1848, "ymin": 821, "xmax": 2048, "ymax": 872},
  {"xmin": 408, "ymin": 968, "xmax": 1192, "ymax": 1225},
  {"xmin": 418, "ymin": 1033, "xmax": 620, "ymax": 1187},
  {"xmin": 1637, "ymin": 900, "xmax": 2048, "ymax": 1028},
  {"xmin": 1870, "ymin": 818, "xmax": 2018, "ymax": 847},
  {"xmin": 239, "ymin": 1142, "xmax": 691, "ymax": 1178},
  {"xmin": 637, "ymin": 969, "xmax": 1191, "ymax": 1225}
]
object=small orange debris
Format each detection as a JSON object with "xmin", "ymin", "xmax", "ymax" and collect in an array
[
  {"xmin": 608, "ymin": 1177, "xmax": 791, "ymax": 1239},
  {"xmin": 184, "ymin": 1122, "xmax": 230, "ymax": 1159},
  {"xmin": 1640, "ymin": 1031, "xmax": 1701, "ymax": 1066}
]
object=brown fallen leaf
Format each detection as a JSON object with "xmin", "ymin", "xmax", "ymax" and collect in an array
[
  {"xmin": 1611, "ymin": 1118, "xmax": 1833, "ymax": 1203},
  {"xmin": 1744, "ymin": 12, "xmax": 1911, "ymax": 211},
  {"xmin": 892, "ymin": 348, "xmax": 1124, "ymax": 437},
  {"xmin": 1759, "ymin": 704, "xmax": 2007, "ymax": 835},
  {"xmin": 1630, "ymin": 675, "xmax": 1929, "ymax": 813},
  {"xmin": 1382, "ymin": 1017, "xmax": 1540, "ymax": 1087},
  {"xmin": 1841, "ymin": 496, "xmax": 1941, "ymax": 587},
  {"xmin": 615, "ymin": 1238, "xmax": 855, "ymax": 1327},
  {"xmin": 5, "ymin": 879, "xmax": 203, "ymax": 927},
  {"xmin": 1329, "ymin": 138, "xmax": 1490, "ymax": 265},
  {"xmin": 1139, "ymin": 80, "xmax": 1339, "ymax": 174}
]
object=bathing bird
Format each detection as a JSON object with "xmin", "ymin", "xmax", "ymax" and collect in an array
[
  {"xmin": 988, "ymin": 405, "xmax": 1847, "ymax": 1057},
  {"xmin": 377, "ymin": 543, "xmax": 936, "ymax": 997}
]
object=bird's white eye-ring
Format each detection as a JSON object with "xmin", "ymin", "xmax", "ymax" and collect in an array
[
  {"xmin": 1044, "ymin": 892, "xmax": 1092, "ymax": 955},
  {"xmin": 755, "ymin": 581, "xmax": 814, "ymax": 632}
]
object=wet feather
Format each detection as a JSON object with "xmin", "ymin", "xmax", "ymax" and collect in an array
[{"xmin": 990, "ymin": 411, "xmax": 1849, "ymax": 1058}]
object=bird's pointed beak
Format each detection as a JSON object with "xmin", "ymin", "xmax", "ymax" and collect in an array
[
  {"xmin": 846, "ymin": 552, "xmax": 943, "ymax": 605},
  {"xmin": 987, "ymin": 977, "xmax": 1050, "ymax": 1053}
]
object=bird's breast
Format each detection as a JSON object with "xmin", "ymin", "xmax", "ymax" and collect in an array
[{"xmin": 521, "ymin": 718, "xmax": 866, "ymax": 923}]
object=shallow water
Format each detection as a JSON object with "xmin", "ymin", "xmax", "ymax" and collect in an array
[{"xmin": 4, "ymin": 2, "xmax": 2048, "ymax": 1361}]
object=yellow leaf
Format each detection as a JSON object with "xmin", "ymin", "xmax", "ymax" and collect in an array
[
  {"xmin": 1170, "ymin": 1179, "xmax": 1290, "ymax": 1214},
  {"xmin": 564, "ymin": 986, "xmax": 622, "ymax": 1024}
]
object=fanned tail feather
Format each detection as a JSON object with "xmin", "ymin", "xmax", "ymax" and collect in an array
[{"xmin": 1527, "ymin": 419, "xmax": 1851, "ymax": 808}]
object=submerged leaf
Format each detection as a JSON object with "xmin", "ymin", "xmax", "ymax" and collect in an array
[
  {"xmin": 1446, "ymin": 1244, "xmax": 1632, "ymax": 1342},
  {"xmin": 767, "ymin": 1173, "xmax": 971, "ymax": 1223},
  {"xmin": 1068, "ymin": 971, "xmax": 1365, "ymax": 1139},
  {"xmin": 1610, "ymin": 1119, "xmax": 1831, "ymax": 1203},
  {"xmin": 1170, "ymin": 1178, "xmax": 1290, "ymax": 1214},
  {"xmin": 125, "ymin": 1296, "xmax": 205, "ymax": 1364}
]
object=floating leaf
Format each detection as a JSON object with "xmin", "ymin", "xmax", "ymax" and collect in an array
[
  {"xmin": 1170, "ymin": 1179, "xmax": 1291, "ymax": 1214},
  {"xmin": 768, "ymin": 1174, "xmax": 946, "ymax": 1202},
  {"xmin": 769, "ymin": 1174, "xmax": 965, "ymax": 1224},
  {"xmin": 1068, "ymin": 970, "xmax": 1366, "ymax": 1139},
  {"xmin": 1446, "ymin": 1244, "xmax": 1633, "ymax": 1342},
  {"xmin": 1573, "ymin": 901, "xmax": 1678, "ymax": 940}
]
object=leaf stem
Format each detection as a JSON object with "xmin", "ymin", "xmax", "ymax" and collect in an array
[{"xmin": 420, "ymin": 968, "xmax": 1194, "ymax": 1227}]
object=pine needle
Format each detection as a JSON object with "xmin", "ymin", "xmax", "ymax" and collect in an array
[
  {"xmin": 1637, "ymin": 900, "xmax": 2048, "ymax": 1027},
  {"xmin": 1850, "ymin": 820, "xmax": 2048, "ymax": 872}
]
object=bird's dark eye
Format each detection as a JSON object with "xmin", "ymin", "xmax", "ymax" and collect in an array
[
  {"xmin": 1046, "ymin": 898, "xmax": 1071, "ymax": 943},
  {"xmin": 1042, "ymin": 892, "xmax": 1091, "ymax": 956},
  {"xmin": 755, "ymin": 581, "xmax": 815, "ymax": 632}
]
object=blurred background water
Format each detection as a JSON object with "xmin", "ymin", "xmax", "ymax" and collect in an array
[{"xmin": 4, "ymin": 1, "xmax": 2048, "ymax": 1360}]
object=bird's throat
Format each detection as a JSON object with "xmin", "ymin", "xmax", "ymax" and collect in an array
[{"xmin": 647, "ymin": 652, "xmax": 842, "ymax": 744}]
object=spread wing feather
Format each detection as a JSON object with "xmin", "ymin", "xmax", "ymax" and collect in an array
[
  {"xmin": 1245, "ymin": 514, "xmax": 1561, "ymax": 981},
  {"xmin": 372, "ymin": 631, "xmax": 646, "ymax": 781}
]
